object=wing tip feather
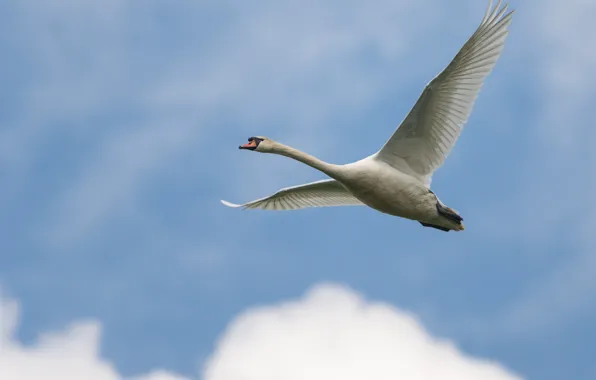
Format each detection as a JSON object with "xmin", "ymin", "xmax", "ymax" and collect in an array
[
  {"xmin": 220, "ymin": 199, "xmax": 243, "ymax": 208},
  {"xmin": 482, "ymin": 0, "xmax": 513, "ymax": 26}
]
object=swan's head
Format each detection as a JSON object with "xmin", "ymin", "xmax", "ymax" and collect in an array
[{"xmin": 238, "ymin": 136, "xmax": 272, "ymax": 152}]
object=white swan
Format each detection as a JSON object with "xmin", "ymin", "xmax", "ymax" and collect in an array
[{"xmin": 222, "ymin": 0, "xmax": 514, "ymax": 232}]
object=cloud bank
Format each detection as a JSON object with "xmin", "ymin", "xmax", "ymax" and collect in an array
[
  {"xmin": 0, "ymin": 295, "xmax": 186, "ymax": 380},
  {"xmin": 204, "ymin": 284, "xmax": 521, "ymax": 380},
  {"xmin": 1, "ymin": 284, "xmax": 521, "ymax": 380}
]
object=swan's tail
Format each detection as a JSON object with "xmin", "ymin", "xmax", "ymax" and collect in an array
[
  {"xmin": 421, "ymin": 191, "xmax": 465, "ymax": 232},
  {"xmin": 418, "ymin": 202, "xmax": 464, "ymax": 232},
  {"xmin": 436, "ymin": 202, "xmax": 465, "ymax": 231}
]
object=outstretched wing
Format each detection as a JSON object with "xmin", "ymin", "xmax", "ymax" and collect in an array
[
  {"xmin": 375, "ymin": 0, "xmax": 514, "ymax": 185},
  {"xmin": 221, "ymin": 179, "xmax": 364, "ymax": 210}
]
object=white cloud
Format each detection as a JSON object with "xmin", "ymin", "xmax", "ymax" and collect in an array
[
  {"xmin": 203, "ymin": 284, "xmax": 520, "ymax": 380},
  {"xmin": 0, "ymin": 291, "xmax": 189, "ymax": 380},
  {"xmin": 1, "ymin": 284, "xmax": 521, "ymax": 380}
]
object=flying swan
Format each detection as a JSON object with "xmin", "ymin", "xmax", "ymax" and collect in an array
[{"xmin": 222, "ymin": 0, "xmax": 514, "ymax": 232}]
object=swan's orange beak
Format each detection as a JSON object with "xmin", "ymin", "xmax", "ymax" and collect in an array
[{"xmin": 239, "ymin": 139, "xmax": 258, "ymax": 150}]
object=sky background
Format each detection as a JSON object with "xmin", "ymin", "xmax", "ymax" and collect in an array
[{"xmin": 1, "ymin": 0, "xmax": 596, "ymax": 379}]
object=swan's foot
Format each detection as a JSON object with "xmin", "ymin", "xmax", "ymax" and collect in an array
[
  {"xmin": 436, "ymin": 202, "xmax": 463, "ymax": 224},
  {"xmin": 420, "ymin": 222, "xmax": 450, "ymax": 232}
]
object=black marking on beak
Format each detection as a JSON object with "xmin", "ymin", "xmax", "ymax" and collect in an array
[{"xmin": 239, "ymin": 137, "xmax": 262, "ymax": 150}]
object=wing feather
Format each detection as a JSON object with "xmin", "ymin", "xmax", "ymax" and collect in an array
[
  {"xmin": 220, "ymin": 179, "xmax": 364, "ymax": 211},
  {"xmin": 375, "ymin": 0, "xmax": 514, "ymax": 186}
]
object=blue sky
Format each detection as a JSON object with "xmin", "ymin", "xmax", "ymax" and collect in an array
[{"xmin": 1, "ymin": 0, "xmax": 595, "ymax": 379}]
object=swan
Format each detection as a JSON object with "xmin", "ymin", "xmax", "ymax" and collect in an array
[{"xmin": 222, "ymin": 0, "xmax": 514, "ymax": 232}]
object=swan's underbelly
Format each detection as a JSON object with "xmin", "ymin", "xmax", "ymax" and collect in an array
[{"xmin": 342, "ymin": 172, "xmax": 435, "ymax": 221}]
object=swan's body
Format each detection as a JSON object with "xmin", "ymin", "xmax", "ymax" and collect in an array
[
  {"xmin": 337, "ymin": 159, "xmax": 453, "ymax": 228},
  {"xmin": 222, "ymin": 1, "xmax": 514, "ymax": 232}
]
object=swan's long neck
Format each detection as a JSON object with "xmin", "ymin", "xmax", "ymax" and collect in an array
[{"xmin": 270, "ymin": 143, "xmax": 342, "ymax": 179}]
